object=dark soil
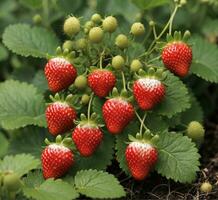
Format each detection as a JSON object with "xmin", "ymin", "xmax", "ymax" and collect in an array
[{"xmin": 105, "ymin": 120, "xmax": 218, "ymax": 200}]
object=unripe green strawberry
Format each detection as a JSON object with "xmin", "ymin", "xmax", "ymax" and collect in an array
[
  {"xmin": 84, "ymin": 21, "xmax": 95, "ymax": 30},
  {"xmin": 162, "ymin": 41, "xmax": 192, "ymax": 77},
  {"xmin": 89, "ymin": 27, "xmax": 104, "ymax": 43},
  {"xmin": 186, "ymin": 121, "xmax": 205, "ymax": 146},
  {"xmin": 63, "ymin": 16, "xmax": 80, "ymax": 36},
  {"xmin": 62, "ymin": 40, "xmax": 74, "ymax": 51},
  {"xmin": 76, "ymin": 38, "xmax": 87, "ymax": 50},
  {"xmin": 81, "ymin": 94, "xmax": 90, "ymax": 105},
  {"xmin": 33, "ymin": 14, "xmax": 42, "ymax": 24},
  {"xmin": 130, "ymin": 22, "xmax": 145, "ymax": 36},
  {"xmin": 91, "ymin": 13, "xmax": 102, "ymax": 23},
  {"xmin": 102, "ymin": 16, "xmax": 118, "ymax": 32},
  {"xmin": 112, "ymin": 55, "xmax": 125, "ymax": 70},
  {"xmin": 125, "ymin": 141, "xmax": 158, "ymax": 180},
  {"xmin": 74, "ymin": 75, "xmax": 87, "ymax": 90},
  {"xmin": 130, "ymin": 59, "xmax": 142, "ymax": 72},
  {"xmin": 200, "ymin": 182, "xmax": 212, "ymax": 193},
  {"xmin": 115, "ymin": 34, "xmax": 129, "ymax": 49},
  {"xmin": 3, "ymin": 173, "xmax": 22, "ymax": 192}
]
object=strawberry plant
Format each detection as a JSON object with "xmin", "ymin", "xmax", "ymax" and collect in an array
[{"xmin": 0, "ymin": 0, "xmax": 218, "ymax": 199}]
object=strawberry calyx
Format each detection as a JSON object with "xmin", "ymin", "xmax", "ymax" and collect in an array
[
  {"xmin": 48, "ymin": 93, "xmax": 77, "ymax": 108},
  {"xmin": 135, "ymin": 67, "xmax": 167, "ymax": 82},
  {"xmin": 108, "ymin": 87, "xmax": 133, "ymax": 103},
  {"xmin": 128, "ymin": 130, "xmax": 159, "ymax": 147},
  {"xmin": 165, "ymin": 30, "xmax": 191, "ymax": 46},
  {"xmin": 44, "ymin": 135, "xmax": 73, "ymax": 149},
  {"xmin": 74, "ymin": 113, "xmax": 104, "ymax": 128}
]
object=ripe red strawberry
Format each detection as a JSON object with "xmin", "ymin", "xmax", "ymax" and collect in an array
[
  {"xmin": 88, "ymin": 69, "xmax": 116, "ymax": 97},
  {"xmin": 125, "ymin": 141, "xmax": 158, "ymax": 180},
  {"xmin": 45, "ymin": 57, "xmax": 77, "ymax": 92},
  {"xmin": 72, "ymin": 124, "xmax": 103, "ymax": 157},
  {"xmin": 41, "ymin": 143, "xmax": 74, "ymax": 179},
  {"xmin": 161, "ymin": 41, "xmax": 192, "ymax": 77},
  {"xmin": 133, "ymin": 77, "xmax": 165, "ymax": 110},
  {"xmin": 46, "ymin": 102, "xmax": 76, "ymax": 135},
  {"xmin": 102, "ymin": 98, "xmax": 134, "ymax": 134}
]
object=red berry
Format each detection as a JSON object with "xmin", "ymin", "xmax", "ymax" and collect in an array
[
  {"xmin": 72, "ymin": 125, "xmax": 103, "ymax": 157},
  {"xmin": 41, "ymin": 144, "xmax": 74, "ymax": 179},
  {"xmin": 88, "ymin": 69, "xmax": 116, "ymax": 98},
  {"xmin": 133, "ymin": 77, "xmax": 165, "ymax": 110},
  {"xmin": 102, "ymin": 98, "xmax": 134, "ymax": 134},
  {"xmin": 46, "ymin": 102, "xmax": 76, "ymax": 135},
  {"xmin": 162, "ymin": 41, "xmax": 192, "ymax": 77},
  {"xmin": 45, "ymin": 57, "xmax": 77, "ymax": 92},
  {"xmin": 125, "ymin": 141, "xmax": 158, "ymax": 180}
]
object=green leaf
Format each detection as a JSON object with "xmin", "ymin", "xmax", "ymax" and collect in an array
[
  {"xmin": 0, "ymin": 133, "xmax": 9, "ymax": 157},
  {"xmin": 155, "ymin": 71, "xmax": 190, "ymax": 117},
  {"xmin": 0, "ymin": 154, "xmax": 40, "ymax": 177},
  {"xmin": 155, "ymin": 131, "xmax": 200, "ymax": 183},
  {"xmin": 145, "ymin": 113, "xmax": 168, "ymax": 132},
  {"xmin": 180, "ymin": 92, "xmax": 203, "ymax": 124},
  {"xmin": 8, "ymin": 127, "xmax": 52, "ymax": 158},
  {"xmin": 115, "ymin": 122, "xmax": 139, "ymax": 173},
  {"xmin": 190, "ymin": 36, "xmax": 218, "ymax": 83},
  {"xmin": 0, "ymin": 80, "xmax": 46, "ymax": 130},
  {"xmin": 56, "ymin": 0, "xmax": 83, "ymax": 14},
  {"xmin": 71, "ymin": 129, "xmax": 114, "ymax": 173},
  {"xmin": 3, "ymin": 24, "xmax": 59, "ymax": 58},
  {"xmin": 19, "ymin": 0, "xmax": 42, "ymax": 9},
  {"xmin": 23, "ymin": 178, "xmax": 79, "ymax": 200},
  {"xmin": 32, "ymin": 70, "xmax": 48, "ymax": 93},
  {"xmin": 23, "ymin": 170, "xmax": 44, "ymax": 188},
  {"xmin": 132, "ymin": 0, "xmax": 169, "ymax": 10},
  {"xmin": 75, "ymin": 169, "xmax": 126, "ymax": 199},
  {"xmin": 0, "ymin": 43, "xmax": 8, "ymax": 61}
]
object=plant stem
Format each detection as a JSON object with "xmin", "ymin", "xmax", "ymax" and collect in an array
[
  {"xmin": 142, "ymin": 4, "xmax": 179, "ymax": 57},
  {"xmin": 99, "ymin": 49, "xmax": 105, "ymax": 69},
  {"xmin": 87, "ymin": 93, "xmax": 94, "ymax": 121},
  {"xmin": 121, "ymin": 71, "xmax": 127, "ymax": 91},
  {"xmin": 135, "ymin": 111, "xmax": 149, "ymax": 132},
  {"xmin": 42, "ymin": 0, "xmax": 49, "ymax": 27},
  {"xmin": 139, "ymin": 113, "xmax": 147, "ymax": 135}
]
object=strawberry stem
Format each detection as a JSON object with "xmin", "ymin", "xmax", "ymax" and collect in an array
[
  {"xmin": 99, "ymin": 49, "xmax": 105, "ymax": 69},
  {"xmin": 121, "ymin": 71, "xmax": 127, "ymax": 91},
  {"xmin": 87, "ymin": 92, "xmax": 94, "ymax": 121},
  {"xmin": 139, "ymin": 113, "xmax": 147, "ymax": 135},
  {"xmin": 168, "ymin": 4, "xmax": 179, "ymax": 35},
  {"xmin": 135, "ymin": 111, "xmax": 149, "ymax": 133}
]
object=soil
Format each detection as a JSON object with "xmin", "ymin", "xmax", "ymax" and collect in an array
[{"xmin": 105, "ymin": 120, "xmax": 218, "ymax": 200}]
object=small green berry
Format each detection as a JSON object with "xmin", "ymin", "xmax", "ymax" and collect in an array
[
  {"xmin": 130, "ymin": 22, "xmax": 145, "ymax": 36},
  {"xmin": 130, "ymin": 59, "xmax": 142, "ymax": 72},
  {"xmin": 200, "ymin": 182, "xmax": 212, "ymax": 193},
  {"xmin": 91, "ymin": 13, "xmax": 102, "ymax": 23},
  {"xmin": 149, "ymin": 20, "xmax": 155, "ymax": 27},
  {"xmin": 84, "ymin": 21, "xmax": 95, "ymax": 30},
  {"xmin": 63, "ymin": 16, "xmax": 80, "ymax": 36},
  {"xmin": 62, "ymin": 40, "xmax": 74, "ymax": 51},
  {"xmin": 76, "ymin": 38, "xmax": 87, "ymax": 50},
  {"xmin": 89, "ymin": 27, "xmax": 104, "ymax": 43},
  {"xmin": 186, "ymin": 121, "xmax": 205, "ymax": 146},
  {"xmin": 81, "ymin": 94, "xmax": 90, "ymax": 105},
  {"xmin": 33, "ymin": 14, "xmax": 42, "ymax": 24},
  {"xmin": 102, "ymin": 16, "xmax": 118, "ymax": 33},
  {"xmin": 3, "ymin": 173, "xmax": 22, "ymax": 192},
  {"xmin": 74, "ymin": 75, "xmax": 87, "ymax": 90},
  {"xmin": 115, "ymin": 34, "xmax": 129, "ymax": 49},
  {"xmin": 112, "ymin": 55, "xmax": 125, "ymax": 70}
]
